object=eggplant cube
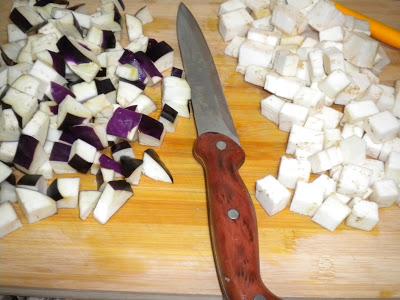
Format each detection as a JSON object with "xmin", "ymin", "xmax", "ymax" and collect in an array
[
  {"xmin": 364, "ymin": 111, "xmax": 400, "ymax": 143},
  {"xmin": 13, "ymin": 134, "xmax": 47, "ymax": 174},
  {"xmin": 17, "ymin": 174, "xmax": 47, "ymax": 194},
  {"xmin": 224, "ymin": 36, "xmax": 245, "ymax": 58},
  {"xmin": 128, "ymin": 94, "xmax": 157, "ymax": 115},
  {"xmin": 135, "ymin": 6, "xmax": 154, "ymax": 25},
  {"xmin": 238, "ymin": 40, "xmax": 274, "ymax": 71},
  {"xmin": 143, "ymin": 149, "xmax": 173, "ymax": 183},
  {"xmin": 277, "ymin": 156, "xmax": 311, "ymax": 189},
  {"xmin": 121, "ymin": 156, "xmax": 143, "ymax": 185},
  {"xmin": 111, "ymin": 141, "xmax": 135, "ymax": 161},
  {"xmin": 271, "ymin": 4, "xmax": 307, "ymax": 35},
  {"xmin": 93, "ymin": 180, "xmax": 133, "ymax": 224},
  {"xmin": 71, "ymin": 81, "xmax": 98, "ymax": 102},
  {"xmin": 138, "ymin": 115, "xmax": 165, "ymax": 147},
  {"xmin": 0, "ymin": 180, "xmax": 17, "ymax": 204},
  {"xmin": 385, "ymin": 151, "xmax": 400, "ymax": 184},
  {"xmin": 117, "ymin": 80, "xmax": 144, "ymax": 107},
  {"xmin": 337, "ymin": 164, "xmax": 372, "ymax": 197},
  {"xmin": 318, "ymin": 70, "xmax": 351, "ymax": 98},
  {"xmin": 346, "ymin": 200, "xmax": 379, "ymax": 231},
  {"xmin": 2, "ymin": 88, "xmax": 38, "ymax": 128},
  {"xmin": 162, "ymin": 76, "xmax": 191, "ymax": 102},
  {"xmin": 159, "ymin": 104, "xmax": 178, "ymax": 133},
  {"xmin": 0, "ymin": 161, "xmax": 12, "ymax": 184},
  {"xmin": 49, "ymin": 142, "xmax": 76, "ymax": 174},
  {"xmin": 244, "ymin": 65, "xmax": 269, "ymax": 87},
  {"xmin": 343, "ymin": 32, "xmax": 379, "ymax": 68},
  {"xmin": 68, "ymin": 139, "xmax": 97, "ymax": 173},
  {"xmin": 218, "ymin": 9, "xmax": 253, "ymax": 42},
  {"xmin": 260, "ymin": 95, "xmax": 285, "ymax": 125},
  {"xmin": 0, "ymin": 202, "xmax": 22, "ymax": 238},
  {"xmin": 255, "ymin": 175, "xmax": 291, "ymax": 216},
  {"xmin": 278, "ymin": 103, "xmax": 309, "ymax": 132},
  {"xmin": 339, "ymin": 135, "xmax": 366, "ymax": 166},
  {"xmin": 312, "ymin": 174, "xmax": 337, "ymax": 199},
  {"xmin": 286, "ymin": 124, "xmax": 324, "ymax": 159},
  {"xmin": 47, "ymin": 178, "xmax": 80, "ymax": 209},
  {"xmin": 312, "ymin": 196, "xmax": 351, "ymax": 231},
  {"xmin": 29, "ymin": 59, "xmax": 67, "ymax": 95},
  {"xmin": 290, "ymin": 181, "xmax": 324, "ymax": 217},
  {"xmin": 126, "ymin": 14, "xmax": 143, "ymax": 42},
  {"xmin": 17, "ymin": 188, "xmax": 57, "ymax": 224},
  {"xmin": 106, "ymin": 108, "xmax": 142, "ymax": 141},
  {"xmin": 57, "ymin": 96, "xmax": 92, "ymax": 130},
  {"xmin": 22, "ymin": 110, "xmax": 49, "ymax": 145},
  {"xmin": 219, "ymin": 0, "xmax": 246, "ymax": 15},
  {"xmin": 79, "ymin": 190, "xmax": 101, "ymax": 220},
  {"xmin": 370, "ymin": 179, "xmax": 399, "ymax": 208}
]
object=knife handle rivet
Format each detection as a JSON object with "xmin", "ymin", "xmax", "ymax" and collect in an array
[
  {"xmin": 227, "ymin": 208, "xmax": 239, "ymax": 220},
  {"xmin": 216, "ymin": 141, "xmax": 226, "ymax": 151},
  {"xmin": 254, "ymin": 295, "xmax": 266, "ymax": 300}
]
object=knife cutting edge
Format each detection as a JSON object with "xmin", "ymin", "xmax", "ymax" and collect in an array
[{"xmin": 177, "ymin": 3, "xmax": 280, "ymax": 300}]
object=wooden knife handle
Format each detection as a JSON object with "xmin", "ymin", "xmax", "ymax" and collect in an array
[{"xmin": 194, "ymin": 132, "xmax": 280, "ymax": 300}]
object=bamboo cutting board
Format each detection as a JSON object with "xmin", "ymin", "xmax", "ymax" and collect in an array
[{"xmin": 1, "ymin": 1, "xmax": 400, "ymax": 299}]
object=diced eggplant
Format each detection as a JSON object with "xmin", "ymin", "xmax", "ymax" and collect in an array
[
  {"xmin": 171, "ymin": 67, "xmax": 183, "ymax": 78},
  {"xmin": 138, "ymin": 114, "xmax": 165, "ymax": 147},
  {"xmin": 159, "ymin": 104, "xmax": 178, "ymax": 133},
  {"xmin": 135, "ymin": 6, "xmax": 153, "ymax": 25},
  {"xmin": 133, "ymin": 51, "xmax": 162, "ymax": 85},
  {"xmin": 22, "ymin": 110, "xmax": 50, "ymax": 145},
  {"xmin": 8, "ymin": 23, "xmax": 28, "ymax": 43},
  {"xmin": 102, "ymin": 30, "xmax": 116, "ymax": 49},
  {"xmin": 71, "ymin": 80, "xmax": 97, "ymax": 102},
  {"xmin": 143, "ymin": 148, "xmax": 173, "ymax": 183},
  {"xmin": 126, "ymin": 36, "xmax": 149, "ymax": 53},
  {"xmin": 48, "ymin": 51, "xmax": 66, "ymax": 77},
  {"xmin": 59, "ymin": 129, "xmax": 77, "ymax": 144},
  {"xmin": 69, "ymin": 123, "xmax": 108, "ymax": 150},
  {"xmin": 57, "ymin": 96, "xmax": 92, "ymax": 130},
  {"xmin": 0, "ymin": 161, "xmax": 12, "ymax": 183},
  {"xmin": 116, "ymin": 64, "xmax": 139, "ymax": 81},
  {"xmin": 0, "ymin": 180, "xmax": 17, "ymax": 204},
  {"xmin": 2, "ymin": 87, "xmax": 38, "ymax": 127},
  {"xmin": 47, "ymin": 177, "xmax": 80, "ymax": 208},
  {"xmin": 17, "ymin": 174, "xmax": 47, "ymax": 194},
  {"xmin": 121, "ymin": 156, "xmax": 143, "ymax": 185},
  {"xmin": 95, "ymin": 78, "xmax": 116, "ymax": 103},
  {"xmin": 162, "ymin": 76, "xmax": 191, "ymax": 102},
  {"xmin": 127, "ymin": 94, "xmax": 156, "ymax": 115},
  {"xmin": 16, "ymin": 187, "xmax": 57, "ymax": 223},
  {"xmin": 68, "ymin": 139, "xmax": 97, "ymax": 173},
  {"xmin": 91, "ymin": 12, "xmax": 122, "ymax": 32},
  {"xmin": 111, "ymin": 141, "xmax": 135, "ymax": 161},
  {"xmin": 0, "ymin": 202, "xmax": 22, "ymax": 238},
  {"xmin": 0, "ymin": 141, "xmax": 18, "ymax": 163},
  {"xmin": 83, "ymin": 94, "xmax": 112, "ymax": 116},
  {"xmin": 8, "ymin": 62, "xmax": 32, "ymax": 86},
  {"xmin": 12, "ymin": 74, "xmax": 42, "ymax": 99},
  {"xmin": 0, "ymin": 108, "xmax": 21, "ymax": 141},
  {"xmin": 118, "ymin": 49, "xmax": 147, "ymax": 82},
  {"xmin": 51, "ymin": 82, "xmax": 74, "ymax": 104},
  {"xmin": 49, "ymin": 141, "xmax": 76, "ymax": 174},
  {"xmin": 96, "ymin": 167, "xmax": 114, "ymax": 191},
  {"xmin": 99, "ymin": 154, "xmax": 123, "ymax": 176},
  {"xmin": 93, "ymin": 180, "xmax": 133, "ymax": 224},
  {"xmin": 13, "ymin": 134, "xmax": 47, "ymax": 174},
  {"xmin": 106, "ymin": 107, "xmax": 142, "ymax": 140},
  {"xmin": 116, "ymin": 79, "xmax": 145, "ymax": 107},
  {"xmin": 79, "ymin": 190, "xmax": 101, "ymax": 220},
  {"xmin": 126, "ymin": 14, "xmax": 143, "ymax": 42},
  {"xmin": 146, "ymin": 40, "xmax": 174, "ymax": 73}
]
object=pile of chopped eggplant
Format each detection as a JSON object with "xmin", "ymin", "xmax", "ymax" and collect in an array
[
  {"xmin": 218, "ymin": 0, "xmax": 399, "ymax": 232},
  {"xmin": 0, "ymin": 0, "xmax": 191, "ymax": 238}
]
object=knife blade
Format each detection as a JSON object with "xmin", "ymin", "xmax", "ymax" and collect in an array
[{"xmin": 177, "ymin": 3, "xmax": 280, "ymax": 300}]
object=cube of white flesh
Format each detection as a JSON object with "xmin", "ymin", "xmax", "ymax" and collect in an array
[
  {"xmin": 319, "ymin": 26, "xmax": 344, "ymax": 42},
  {"xmin": 0, "ymin": 67, "xmax": 8, "ymax": 89},
  {"xmin": 0, "ymin": 142, "xmax": 18, "ymax": 163},
  {"xmin": 358, "ymin": 84, "xmax": 383, "ymax": 102},
  {"xmin": 128, "ymin": 94, "xmax": 157, "ymax": 115},
  {"xmin": 337, "ymin": 164, "xmax": 372, "ymax": 197},
  {"xmin": 308, "ymin": 49, "xmax": 326, "ymax": 81},
  {"xmin": 376, "ymin": 92, "xmax": 395, "ymax": 112},
  {"xmin": 116, "ymin": 64, "xmax": 139, "ymax": 82},
  {"xmin": 238, "ymin": 40, "xmax": 274, "ymax": 71},
  {"xmin": 31, "ymin": 34, "xmax": 58, "ymax": 59},
  {"xmin": 324, "ymin": 128, "xmax": 341, "ymax": 149},
  {"xmin": 343, "ymin": 101, "xmax": 379, "ymax": 125},
  {"xmin": 372, "ymin": 46, "xmax": 391, "ymax": 75},
  {"xmin": 271, "ymin": 4, "xmax": 307, "ymax": 35},
  {"xmin": 277, "ymin": 156, "xmax": 311, "ymax": 189},
  {"xmin": 379, "ymin": 138, "xmax": 400, "ymax": 162},
  {"xmin": 307, "ymin": 0, "xmax": 344, "ymax": 31},
  {"xmin": 295, "ymin": 60, "xmax": 311, "ymax": 86},
  {"xmin": 247, "ymin": 28, "xmax": 281, "ymax": 47},
  {"xmin": 260, "ymin": 95, "xmax": 285, "ymax": 125},
  {"xmin": 0, "ymin": 202, "xmax": 22, "ymax": 238},
  {"xmin": 85, "ymin": 26, "xmax": 103, "ymax": 46},
  {"xmin": 57, "ymin": 96, "xmax": 92, "ymax": 129},
  {"xmin": 392, "ymin": 96, "xmax": 400, "ymax": 118},
  {"xmin": 83, "ymin": 94, "xmax": 112, "ymax": 117},
  {"xmin": 29, "ymin": 60, "xmax": 67, "ymax": 96},
  {"xmin": 370, "ymin": 179, "xmax": 399, "ymax": 208},
  {"xmin": 224, "ymin": 36, "xmax": 245, "ymax": 58},
  {"xmin": 290, "ymin": 181, "xmax": 324, "ymax": 216},
  {"xmin": 54, "ymin": 178, "xmax": 80, "ymax": 209},
  {"xmin": 329, "ymin": 165, "xmax": 343, "ymax": 182},
  {"xmin": 311, "ymin": 106, "xmax": 343, "ymax": 130},
  {"xmin": 280, "ymin": 35, "xmax": 305, "ymax": 46},
  {"xmin": 255, "ymin": 175, "xmax": 291, "ymax": 216},
  {"xmin": 318, "ymin": 70, "xmax": 351, "ymax": 98},
  {"xmin": 264, "ymin": 73, "xmax": 303, "ymax": 100},
  {"xmin": 312, "ymin": 174, "xmax": 337, "ymax": 198},
  {"xmin": 12, "ymin": 74, "xmax": 42, "ymax": 98},
  {"xmin": 117, "ymin": 81, "xmax": 143, "ymax": 107},
  {"xmin": 304, "ymin": 116, "xmax": 324, "ymax": 131},
  {"xmin": 126, "ymin": 36, "xmax": 149, "ymax": 54},
  {"xmin": 70, "ymin": 139, "xmax": 97, "ymax": 165},
  {"xmin": 278, "ymin": 102, "xmax": 309, "ymax": 132},
  {"xmin": 162, "ymin": 76, "xmax": 191, "ymax": 102},
  {"xmin": 16, "ymin": 188, "xmax": 57, "ymax": 224},
  {"xmin": 340, "ymin": 135, "xmax": 366, "ymax": 166},
  {"xmin": 0, "ymin": 108, "xmax": 21, "ymax": 142},
  {"xmin": 246, "ymin": 0, "xmax": 269, "ymax": 14},
  {"xmin": 71, "ymin": 81, "xmax": 98, "ymax": 102},
  {"xmin": 37, "ymin": 160, "xmax": 53, "ymax": 180},
  {"xmin": 0, "ymin": 161, "xmax": 12, "ymax": 184},
  {"xmin": 286, "ymin": 124, "xmax": 323, "ymax": 159},
  {"xmin": 244, "ymin": 65, "xmax": 268, "ymax": 87},
  {"xmin": 79, "ymin": 190, "xmax": 101, "ymax": 220},
  {"xmin": 308, "ymin": 146, "xmax": 343, "ymax": 173},
  {"xmin": 328, "ymin": 192, "xmax": 351, "ymax": 205},
  {"xmin": 219, "ymin": 9, "xmax": 253, "ymax": 42},
  {"xmin": 322, "ymin": 47, "xmax": 345, "ymax": 74},
  {"xmin": 126, "ymin": 14, "xmax": 143, "ymax": 42},
  {"xmin": 219, "ymin": 0, "xmax": 246, "ymax": 15},
  {"xmin": 252, "ymin": 16, "xmax": 273, "ymax": 31},
  {"xmin": 364, "ymin": 111, "xmax": 400, "ymax": 143},
  {"xmin": 7, "ymin": 23, "xmax": 27, "ymax": 42},
  {"xmin": 362, "ymin": 133, "xmax": 382, "ymax": 159},
  {"xmin": 346, "ymin": 200, "xmax": 379, "ymax": 231},
  {"xmin": 336, "ymin": 72, "xmax": 371, "ymax": 105},
  {"xmin": 312, "ymin": 196, "xmax": 350, "ymax": 231},
  {"xmin": 361, "ymin": 159, "xmax": 385, "ymax": 185},
  {"xmin": 22, "ymin": 110, "xmax": 49, "ymax": 146},
  {"xmin": 353, "ymin": 19, "xmax": 371, "ymax": 35},
  {"xmin": 341, "ymin": 123, "xmax": 364, "ymax": 139},
  {"xmin": 69, "ymin": 62, "xmax": 101, "ymax": 83},
  {"xmin": 2, "ymin": 88, "xmax": 38, "ymax": 128},
  {"xmin": 293, "ymin": 87, "xmax": 324, "ymax": 109},
  {"xmin": 343, "ymin": 32, "xmax": 379, "ymax": 68},
  {"xmin": 385, "ymin": 151, "xmax": 400, "ymax": 184},
  {"xmin": 273, "ymin": 50, "xmax": 299, "ymax": 77},
  {"xmin": 287, "ymin": 0, "xmax": 312, "ymax": 10}
]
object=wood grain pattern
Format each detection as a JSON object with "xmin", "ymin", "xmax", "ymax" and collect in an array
[{"xmin": 0, "ymin": 0, "xmax": 399, "ymax": 299}]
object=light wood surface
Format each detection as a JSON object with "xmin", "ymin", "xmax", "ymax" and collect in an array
[{"xmin": 1, "ymin": 0, "xmax": 400, "ymax": 299}]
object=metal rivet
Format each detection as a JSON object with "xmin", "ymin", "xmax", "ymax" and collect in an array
[
  {"xmin": 227, "ymin": 209, "xmax": 239, "ymax": 220},
  {"xmin": 254, "ymin": 295, "xmax": 266, "ymax": 300},
  {"xmin": 216, "ymin": 141, "xmax": 226, "ymax": 150}
]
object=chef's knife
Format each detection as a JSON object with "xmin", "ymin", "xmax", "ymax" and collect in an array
[{"xmin": 177, "ymin": 4, "xmax": 280, "ymax": 300}]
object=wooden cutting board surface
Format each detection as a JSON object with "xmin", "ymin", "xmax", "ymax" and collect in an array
[{"xmin": 1, "ymin": 1, "xmax": 400, "ymax": 299}]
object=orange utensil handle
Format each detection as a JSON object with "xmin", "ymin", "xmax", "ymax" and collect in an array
[{"xmin": 334, "ymin": 2, "xmax": 400, "ymax": 49}]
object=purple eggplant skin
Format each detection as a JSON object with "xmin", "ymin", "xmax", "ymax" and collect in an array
[
  {"xmin": 102, "ymin": 31, "xmax": 116, "ymax": 49},
  {"xmin": 58, "ymin": 113, "xmax": 86, "ymax": 131},
  {"xmin": 69, "ymin": 125, "xmax": 105, "ymax": 150},
  {"xmin": 161, "ymin": 104, "xmax": 178, "ymax": 123},
  {"xmin": 57, "ymin": 36, "xmax": 91, "ymax": 65},
  {"xmin": 144, "ymin": 148, "xmax": 174, "ymax": 183},
  {"xmin": 49, "ymin": 104, "xmax": 59, "ymax": 115},
  {"xmin": 117, "ymin": 0, "xmax": 125, "ymax": 10},
  {"xmin": 72, "ymin": 14, "xmax": 84, "ymax": 38},
  {"xmin": 114, "ymin": 5, "xmax": 122, "ymax": 24},
  {"xmin": 49, "ymin": 51, "xmax": 66, "ymax": 77},
  {"xmin": 13, "ymin": 135, "xmax": 39, "ymax": 170},
  {"xmin": 118, "ymin": 50, "xmax": 147, "ymax": 82},
  {"xmin": 50, "ymin": 142, "xmax": 71, "ymax": 162},
  {"xmin": 120, "ymin": 156, "xmax": 143, "ymax": 177},
  {"xmin": 96, "ymin": 168, "xmax": 104, "ymax": 190},
  {"xmin": 47, "ymin": 179, "xmax": 63, "ymax": 201},
  {"xmin": 34, "ymin": 0, "xmax": 69, "ymax": 6},
  {"xmin": 146, "ymin": 41, "xmax": 173, "ymax": 62},
  {"xmin": 125, "ymin": 105, "xmax": 138, "ymax": 112},
  {"xmin": 139, "ymin": 114, "xmax": 164, "ymax": 140},
  {"xmin": 109, "ymin": 180, "xmax": 132, "ymax": 192},
  {"xmin": 59, "ymin": 129, "xmax": 78, "ymax": 144},
  {"xmin": 51, "ymin": 82, "xmax": 74, "ymax": 104},
  {"xmin": 6, "ymin": 173, "xmax": 16, "ymax": 185},
  {"xmin": 171, "ymin": 67, "xmax": 183, "ymax": 78},
  {"xmin": 99, "ymin": 154, "xmax": 123, "ymax": 175},
  {"xmin": 95, "ymin": 78, "xmax": 115, "ymax": 95},
  {"xmin": 17, "ymin": 174, "xmax": 42, "ymax": 187},
  {"xmin": 96, "ymin": 67, "xmax": 107, "ymax": 78},
  {"xmin": 111, "ymin": 141, "xmax": 131, "ymax": 154},
  {"xmin": 133, "ymin": 51, "xmax": 162, "ymax": 81},
  {"xmin": 9, "ymin": 8, "xmax": 33, "ymax": 33},
  {"xmin": 147, "ymin": 38, "xmax": 158, "ymax": 50},
  {"xmin": 106, "ymin": 107, "xmax": 142, "ymax": 139},
  {"xmin": 68, "ymin": 154, "xmax": 92, "ymax": 173}
]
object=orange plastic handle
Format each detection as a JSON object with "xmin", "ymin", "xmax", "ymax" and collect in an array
[{"xmin": 334, "ymin": 2, "xmax": 400, "ymax": 49}]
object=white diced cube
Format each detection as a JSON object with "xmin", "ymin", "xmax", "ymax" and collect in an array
[
  {"xmin": 319, "ymin": 26, "xmax": 344, "ymax": 42},
  {"xmin": 329, "ymin": 165, "xmax": 343, "ymax": 182},
  {"xmin": 343, "ymin": 101, "xmax": 379, "ymax": 124},
  {"xmin": 286, "ymin": 124, "xmax": 324, "ymax": 159},
  {"xmin": 361, "ymin": 159, "xmax": 385, "ymax": 184},
  {"xmin": 219, "ymin": 9, "xmax": 254, "ymax": 41},
  {"xmin": 358, "ymin": 84, "xmax": 383, "ymax": 102},
  {"xmin": 307, "ymin": 0, "xmax": 345, "ymax": 31},
  {"xmin": 271, "ymin": 4, "xmax": 307, "ymax": 35},
  {"xmin": 293, "ymin": 87, "xmax": 324, "ymax": 109},
  {"xmin": 337, "ymin": 164, "xmax": 372, "ymax": 197},
  {"xmin": 392, "ymin": 96, "xmax": 400, "ymax": 118},
  {"xmin": 341, "ymin": 123, "xmax": 364, "ymax": 139},
  {"xmin": 273, "ymin": 50, "xmax": 299, "ymax": 77},
  {"xmin": 378, "ymin": 138, "xmax": 400, "ymax": 162},
  {"xmin": 353, "ymin": 19, "xmax": 371, "ymax": 35},
  {"xmin": 376, "ymin": 92, "xmax": 395, "ymax": 112},
  {"xmin": 244, "ymin": 65, "xmax": 268, "ymax": 87},
  {"xmin": 372, "ymin": 46, "xmax": 390, "ymax": 75},
  {"xmin": 339, "ymin": 135, "xmax": 366, "ymax": 165},
  {"xmin": 252, "ymin": 16, "xmax": 273, "ymax": 30},
  {"xmin": 278, "ymin": 102, "xmax": 309, "ymax": 132},
  {"xmin": 304, "ymin": 116, "xmax": 324, "ymax": 131},
  {"xmin": 219, "ymin": 0, "xmax": 246, "ymax": 15},
  {"xmin": 324, "ymin": 128, "xmax": 341, "ymax": 149},
  {"xmin": 278, "ymin": 156, "xmax": 311, "ymax": 189},
  {"xmin": 238, "ymin": 40, "xmax": 274, "ymax": 71},
  {"xmin": 323, "ymin": 47, "xmax": 345, "ymax": 74},
  {"xmin": 370, "ymin": 179, "xmax": 399, "ymax": 208},
  {"xmin": 346, "ymin": 200, "xmax": 379, "ymax": 231},
  {"xmin": 308, "ymin": 146, "xmax": 343, "ymax": 173},
  {"xmin": 300, "ymin": 37, "xmax": 318, "ymax": 48},
  {"xmin": 335, "ymin": 72, "xmax": 371, "ymax": 105},
  {"xmin": 260, "ymin": 95, "xmax": 286, "ymax": 125},
  {"xmin": 385, "ymin": 151, "xmax": 400, "ymax": 184},
  {"xmin": 255, "ymin": 175, "xmax": 291, "ymax": 216},
  {"xmin": 295, "ymin": 60, "xmax": 311, "ymax": 86},
  {"xmin": 290, "ymin": 181, "xmax": 324, "ymax": 216},
  {"xmin": 280, "ymin": 35, "xmax": 305, "ymax": 46},
  {"xmin": 364, "ymin": 111, "xmax": 400, "ymax": 143},
  {"xmin": 312, "ymin": 196, "xmax": 350, "ymax": 231},
  {"xmin": 247, "ymin": 28, "xmax": 281, "ymax": 47},
  {"xmin": 264, "ymin": 73, "xmax": 303, "ymax": 100},
  {"xmin": 327, "ymin": 192, "xmax": 351, "ymax": 204},
  {"xmin": 287, "ymin": 0, "xmax": 312, "ymax": 10},
  {"xmin": 362, "ymin": 133, "xmax": 382, "ymax": 159},
  {"xmin": 318, "ymin": 70, "xmax": 351, "ymax": 98},
  {"xmin": 0, "ymin": 202, "xmax": 22, "ymax": 238},
  {"xmin": 343, "ymin": 32, "xmax": 379, "ymax": 68},
  {"xmin": 308, "ymin": 49, "xmax": 326, "ymax": 81},
  {"xmin": 312, "ymin": 174, "xmax": 337, "ymax": 198},
  {"xmin": 311, "ymin": 106, "xmax": 343, "ymax": 129}
]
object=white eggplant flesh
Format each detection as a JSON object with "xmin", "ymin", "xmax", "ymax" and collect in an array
[
  {"xmin": 0, "ymin": 141, "xmax": 18, "ymax": 163},
  {"xmin": 128, "ymin": 94, "xmax": 156, "ymax": 115},
  {"xmin": 71, "ymin": 81, "xmax": 98, "ymax": 102},
  {"xmin": 0, "ymin": 202, "xmax": 22, "ymax": 238},
  {"xmin": 135, "ymin": 6, "xmax": 153, "ymax": 25},
  {"xmin": 2, "ymin": 88, "xmax": 38, "ymax": 128},
  {"xmin": 0, "ymin": 161, "xmax": 12, "ymax": 184},
  {"xmin": 126, "ymin": 14, "xmax": 143, "ymax": 42},
  {"xmin": 12, "ymin": 74, "xmax": 42, "ymax": 99},
  {"xmin": 143, "ymin": 149, "xmax": 173, "ymax": 183},
  {"xmin": 17, "ymin": 174, "xmax": 47, "ymax": 194},
  {"xmin": 79, "ymin": 190, "xmax": 101, "ymax": 220},
  {"xmin": 0, "ymin": 181, "xmax": 17, "ymax": 204},
  {"xmin": 0, "ymin": 109, "xmax": 21, "ymax": 142},
  {"xmin": 22, "ymin": 110, "xmax": 49, "ymax": 145},
  {"xmin": 47, "ymin": 178, "xmax": 80, "ymax": 209}
]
